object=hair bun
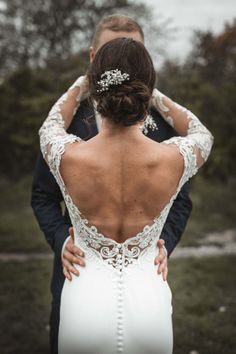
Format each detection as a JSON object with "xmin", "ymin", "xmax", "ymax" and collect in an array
[
  {"xmin": 96, "ymin": 80, "xmax": 150, "ymax": 126},
  {"xmin": 88, "ymin": 37, "xmax": 156, "ymax": 126}
]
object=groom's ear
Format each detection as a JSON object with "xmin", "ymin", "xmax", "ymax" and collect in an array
[{"xmin": 89, "ymin": 47, "xmax": 95, "ymax": 63}]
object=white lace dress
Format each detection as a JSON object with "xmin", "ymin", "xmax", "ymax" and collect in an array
[{"xmin": 39, "ymin": 78, "xmax": 213, "ymax": 354}]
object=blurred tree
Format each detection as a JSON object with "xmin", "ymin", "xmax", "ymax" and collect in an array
[
  {"xmin": 0, "ymin": 53, "xmax": 88, "ymax": 178},
  {"xmin": 0, "ymin": 0, "xmax": 162, "ymax": 77},
  {"xmin": 1, "ymin": 4, "xmax": 234, "ymax": 180},
  {"xmin": 159, "ymin": 19, "xmax": 236, "ymax": 180},
  {"xmin": 189, "ymin": 20, "xmax": 236, "ymax": 86},
  {"xmin": 0, "ymin": 0, "xmax": 172, "ymax": 178}
]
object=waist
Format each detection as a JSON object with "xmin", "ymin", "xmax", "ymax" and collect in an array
[{"xmin": 75, "ymin": 237, "xmax": 157, "ymax": 273}]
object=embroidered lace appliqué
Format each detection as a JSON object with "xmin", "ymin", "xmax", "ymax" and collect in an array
[
  {"xmin": 151, "ymin": 89, "xmax": 214, "ymax": 164},
  {"xmin": 39, "ymin": 77, "xmax": 87, "ymax": 178},
  {"xmin": 73, "ymin": 212, "xmax": 166, "ymax": 272}
]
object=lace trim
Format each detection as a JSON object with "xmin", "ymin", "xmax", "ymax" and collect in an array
[
  {"xmin": 165, "ymin": 116, "xmax": 174, "ymax": 128},
  {"xmin": 151, "ymin": 89, "xmax": 214, "ymax": 164},
  {"xmin": 39, "ymin": 76, "xmax": 87, "ymax": 176},
  {"xmin": 173, "ymin": 102, "xmax": 213, "ymax": 162},
  {"xmin": 73, "ymin": 214, "xmax": 165, "ymax": 271},
  {"xmin": 186, "ymin": 110, "xmax": 213, "ymax": 161},
  {"xmin": 163, "ymin": 137, "xmax": 198, "ymax": 182}
]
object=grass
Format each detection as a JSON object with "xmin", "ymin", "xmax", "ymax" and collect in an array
[
  {"xmin": 0, "ymin": 176, "xmax": 50, "ymax": 253},
  {"xmin": 0, "ymin": 256, "xmax": 235, "ymax": 354},
  {"xmin": 0, "ymin": 259, "xmax": 52, "ymax": 354},
  {"xmin": 0, "ymin": 175, "xmax": 236, "ymax": 353},
  {"xmin": 170, "ymin": 256, "xmax": 236, "ymax": 354},
  {"xmin": 178, "ymin": 176, "xmax": 236, "ymax": 247}
]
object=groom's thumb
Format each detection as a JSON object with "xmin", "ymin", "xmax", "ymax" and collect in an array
[{"xmin": 69, "ymin": 227, "xmax": 75, "ymax": 241}]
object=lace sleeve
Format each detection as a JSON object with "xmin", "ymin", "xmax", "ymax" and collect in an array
[
  {"xmin": 151, "ymin": 88, "xmax": 214, "ymax": 182},
  {"xmin": 39, "ymin": 76, "xmax": 88, "ymax": 178}
]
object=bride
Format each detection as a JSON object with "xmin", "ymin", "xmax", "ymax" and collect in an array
[{"xmin": 39, "ymin": 37, "xmax": 213, "ymax": 354}]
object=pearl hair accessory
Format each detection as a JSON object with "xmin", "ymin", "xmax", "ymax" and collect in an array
[{"xmin": 96, "ymin": 69, "xmax": 130, "ymax": 93}]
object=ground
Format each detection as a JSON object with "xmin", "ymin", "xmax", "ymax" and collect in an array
[{"xmin": 0, "ymin": 175, "xmax": 236, "ymax": 354}]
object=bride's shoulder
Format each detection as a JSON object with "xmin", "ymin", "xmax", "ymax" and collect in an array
[
  {"xmin": 143, "ymin": 138, "xmax": 183, "ymax": 173},
  {"xmin": 158, "ymin": 139, "xmax": 185, "ymax": 171}
]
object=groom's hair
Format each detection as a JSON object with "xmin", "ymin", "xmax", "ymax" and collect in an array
[{"xmin": 92, "ymin": 14, "xmax": 144, "ymax": 49}]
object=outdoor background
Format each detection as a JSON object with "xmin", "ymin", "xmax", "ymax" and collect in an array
[{"xmin": 0, "ymin": 0, "xmax": 236, "ymax": 353}]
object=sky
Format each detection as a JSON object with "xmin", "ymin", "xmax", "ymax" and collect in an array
[{"xmin": 137, "ymin": 0, "xmax": 236, "ymax": 67}]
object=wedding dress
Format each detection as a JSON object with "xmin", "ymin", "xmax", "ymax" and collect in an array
[{"xmin": 39, "ymin": 77, "xmax": 213, "ymax": 354}]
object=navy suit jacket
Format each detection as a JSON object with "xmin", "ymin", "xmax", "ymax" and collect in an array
[{"xmin": 31, "ymin": 99, "xmax": 192, "ymax": 298}]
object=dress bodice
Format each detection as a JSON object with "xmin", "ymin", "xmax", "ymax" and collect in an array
[
  {"xmin": 62, "ymin": 191, "xmax": 171, "ymax": 272},
  {"xmin": 38, "ymin": 76, "xmax": 213, "ymax": 273},
  {"xmin": 44, "ymin": 133, "xmax": 204, "ymax": 273}
]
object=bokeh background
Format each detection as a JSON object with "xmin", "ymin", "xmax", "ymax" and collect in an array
[{"xmin": 0, "ymin": 0, "xmax": 236, "ymax": 353}]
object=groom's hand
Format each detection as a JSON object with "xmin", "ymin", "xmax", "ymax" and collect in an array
[
  {"xmin": 62, "ymin": 227, "xmax": 86, "ymax": 281},
  {"xmin": 154, "ymin": 239, "xmax": 168, "ymax": 281}
]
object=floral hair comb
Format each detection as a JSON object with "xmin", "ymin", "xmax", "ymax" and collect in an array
[{"xmin": 96, "ymin": 69, "xmax": 130, "ymax": 93}]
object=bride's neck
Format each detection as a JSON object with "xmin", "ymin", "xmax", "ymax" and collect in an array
[{"xmin": 100, "ymin": 116, "xmax": 143, "ymax": 138}]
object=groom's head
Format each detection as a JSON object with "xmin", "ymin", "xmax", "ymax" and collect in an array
[{"xmin": 89, "ymin": 15, "xmax": 144, "ymax": 62}]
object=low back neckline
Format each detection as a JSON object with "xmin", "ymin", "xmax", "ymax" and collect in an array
[
  {"xmin": 65, "ymin": 184, "xmax": 179, "ymax": 246},
  {"xmin": 59, "ymin": 138, "xmax": 188, "ymax": 247}
]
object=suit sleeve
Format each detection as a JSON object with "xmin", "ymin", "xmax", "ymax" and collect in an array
[
  {"xmin": 31, "ymin": 151, "xmax": 71, "ymax": 258},
  {"xmin": 160, "ymin": 182, "xmax": 192, "ymax": 257}
]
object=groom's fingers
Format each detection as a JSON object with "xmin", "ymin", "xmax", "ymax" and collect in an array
[
  {"xmin": 63, "ymin": 267, "xmax": 72, "ymax": 281},
  {"xmin": 63, "ymin": 249, "xmax": 85, "ymax": 267},
  {"xmin": 163, "ymin": 265, "xmax": 168, "ymax": 281},
  {"xmin": 158, "ymin": 258, "xmax": 168, "ymax": 280},
  {"xmin": 72, "ymin": 245, "xmax": 85, "ymax": 258},
  {"xmin": 154, "ymin": 247, "xmax": 166, "ymax": 265},
  {"xmin": 69, "ymin": 227, "xmax": 75, "ymax": 241},
  {"xmin": 65, "ymin": 241, "xmax": 85, "ymax": 264},
  {"xmin": 66, "ymin": 240, "xmax": 85, "ymax": 258},
  {"xmin": 62, "ymin": 257, "xmax": 80, "ymax": 278},
  {"xmin": 154, "ymin": 239, "xmax": 168, "ymax": 280}
]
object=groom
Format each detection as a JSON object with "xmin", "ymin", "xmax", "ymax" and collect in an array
[{"xmin": 31, "ymin": 14, "xmax": 192, "ymax": 354}]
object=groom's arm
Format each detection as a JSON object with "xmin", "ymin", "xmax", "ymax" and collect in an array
[
  {"xmin": 160, "ymin": 182, "xmax": 192, "ymax": 257},
  {"xmin": 31, "ymin": 151, "xmax": 71, "ymax": 258}
]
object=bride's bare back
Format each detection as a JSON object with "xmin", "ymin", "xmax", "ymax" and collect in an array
[
  {"xmin": 39, "ymin": 38, "xmax": 212, "ymax": 245},
  {"xmin": 60, "ymin": 129, "xmax": 183, "ymax": 243}
]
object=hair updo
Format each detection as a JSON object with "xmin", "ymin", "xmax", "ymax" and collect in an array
[{"xmin": 87, "ymin": 37, "xmax": 156, "ymax": 126}]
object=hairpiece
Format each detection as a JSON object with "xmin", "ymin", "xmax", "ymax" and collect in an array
[{"xmin": 96, "ymin": 69, "xmax": 130, "ymax": 93}]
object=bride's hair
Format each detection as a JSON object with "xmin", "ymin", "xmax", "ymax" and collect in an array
[{"xmin": 88, "ymin": 37, "xmax": 156, "ymax": 126}]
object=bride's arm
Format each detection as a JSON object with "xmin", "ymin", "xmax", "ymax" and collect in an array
[
  {"xmin": 39, "ymin": 76, "xmax": 88, "ymax": 169},
  {"xmin": 56, "ymin": 76, "xmax": 89, "ymax": 130},
  {"xmin": 151, "ymin": 89, "xmax": 214, "ymax": 168}
]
